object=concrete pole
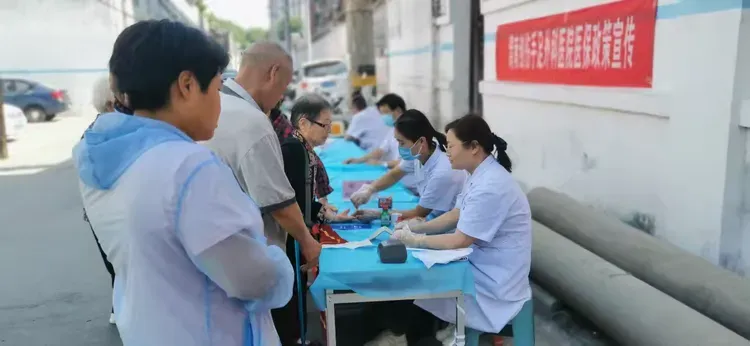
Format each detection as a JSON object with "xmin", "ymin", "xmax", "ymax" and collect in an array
[
  {"xmin": 531, "ymin": 221, "xmax": 750, "ymax": 345},
  {"xmin": 450, "ymin": 0, "xmax": 471, "ymax": 120},
  {"xmin": 0, "ymin": 77, "xmax": 7, "ymax": 159},
  {"xmin": 345, "ymin": 0, "xmax": 375, "ymax": 81},
  {"xmin": 528, "ymin": 187, "xmax": 750, "ymax": 340},
  {"xmin": 283, "ymin": 0, "xmax": 292, "ymax": 54},
  {"xmin": 305, "ymin": 0, "xmax": 313, "ymax": 62}
]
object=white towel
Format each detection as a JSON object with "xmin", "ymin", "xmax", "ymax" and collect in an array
[
  {"xmin": 322, "ymin": 239, "xmax": 374, "ymax": 250},
  {"xmin": 412, "ymin": 248, "xmax": 473, "ymax": 269}
]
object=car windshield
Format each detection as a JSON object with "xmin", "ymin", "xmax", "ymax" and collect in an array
[{"xmin": 303, "ymin": 61, "xmax": 347, "ymax": 78}]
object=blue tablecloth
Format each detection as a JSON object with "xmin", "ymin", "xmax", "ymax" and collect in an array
[{"xmin": 309, "ymin": 139, "xmax": 474, "ymax": 311}]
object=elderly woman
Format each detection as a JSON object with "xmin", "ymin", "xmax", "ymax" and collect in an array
[
  {"xmin": 75, "ymin": 20, "xmax": 294, "ymax": 345},
  {"xmin": 85, "ymin": 75, "xmax": 118, "ymax": 324},
  {"xmin": 271, "ymin": 94, "xmax": 353, "ymax": 346}
]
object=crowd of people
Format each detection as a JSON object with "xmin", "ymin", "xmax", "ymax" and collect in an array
[{"xmin": 80, "ymin": 19, "xmax": 531, "ymax": 346}]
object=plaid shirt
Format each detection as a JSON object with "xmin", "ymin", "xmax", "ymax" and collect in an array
[{"xmin": 270, "ymin": 109, "xmax": 333, "ymax": 199}]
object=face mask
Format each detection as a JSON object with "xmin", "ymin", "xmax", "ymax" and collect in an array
[
  {"xmin": 398, "ymin": 140, "xmax": 421, "ymax": 161},
  {"xmin": 382, "ymin": 114, "xmax": 395, "ymax": 127}
]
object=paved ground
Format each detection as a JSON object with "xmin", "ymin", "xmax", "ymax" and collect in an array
[
  {"xmin": 0, "ymin": 112, "xmax": 122, "ymax": 345},
  {"xmin": 0, "ymin": 112, "xmax": 615, "ymax": 346}
]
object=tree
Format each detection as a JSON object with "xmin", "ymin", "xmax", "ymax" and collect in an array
[
  {"xmin": 275, "ymin": 16, "xmax": 303, "ymax": 40},
  {"xmin": 246, "ymin": 27, "xmax": 269, "ymax": 45},
  {"xmin": 195, "ymin": 0, "xmax": 268, "ymax": 50}
]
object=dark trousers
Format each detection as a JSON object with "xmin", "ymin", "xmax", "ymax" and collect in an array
[
  {"xmin": 86, "ymin": 212, "xmax": 115, "ymax": 312},
  {"xmin": 272, "ymin": 236, "xmax": 308, "ymax": 346},
  {"xmin": 360, "ymin": 300, "xmax": 447, "ymax": 346}
]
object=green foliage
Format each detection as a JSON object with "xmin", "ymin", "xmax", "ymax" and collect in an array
[
  {"xmin": 274, "ymin": 16, "xmax": 303, "ymax": 39},
  {"xmin": 199, "ymin": 1, "xmax": 269, "ymax": 50}
]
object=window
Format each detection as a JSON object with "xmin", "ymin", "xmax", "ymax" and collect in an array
[
  {"xmin": 303, "ymin": 61, "xmax": 347, "ymax": 78},
  {"xmin": 2, "ymin": 80, "xmax": 26, "ymax": 94}
]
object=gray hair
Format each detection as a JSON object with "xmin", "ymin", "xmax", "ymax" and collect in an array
[
  {"xmin": 290, "ymin": 93, "xmax": 332, "ymax": 128},
  {"xmin": 92, "ymin": 75, "xmax": 115, "ymax": 113}
]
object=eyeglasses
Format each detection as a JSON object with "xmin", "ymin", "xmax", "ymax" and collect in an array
[{"xmin": 309, "ymin": 119, "xmax": 332, "ymax": 130}]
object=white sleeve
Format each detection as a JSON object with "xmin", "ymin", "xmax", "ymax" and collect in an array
[
  {"xmin": 346, "ymin": 112, "xmax": 365, "ymax": 138},
  {"xmin": 176, "ymin": 159, "xmax": 294, "ymax": 305},
  {"xmin": 398, "ymin": 159, "xmax": 415, "ymax": 173},
  {"xmin": 417, "ymin": 170, "xmax": 455, "ymax": 211},
  {"xmin": 457, "ymin": 189, "xmax": 510, "ymax": 242}
]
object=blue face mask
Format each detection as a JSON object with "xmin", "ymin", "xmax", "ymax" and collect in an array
[
  {"xmin": 382, "ymin": 114, "xmax": 395, "ymax": 127},
  {"xmin": 398, "ymin": 140, "xmax": 421, "ymax": 161}
]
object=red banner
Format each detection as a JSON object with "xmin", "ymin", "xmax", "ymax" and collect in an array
[{"xmin": 495, "ymin": 0, "xmax": 657, "ymax": 88}]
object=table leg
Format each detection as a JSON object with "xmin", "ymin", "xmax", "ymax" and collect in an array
[
  {"xmin": 455, "ymin": 294, "xmax": 466, "ymax": 346},
  {"xmin": 326, "ymin": 290, "xmax": 337, "ymax": 346}
]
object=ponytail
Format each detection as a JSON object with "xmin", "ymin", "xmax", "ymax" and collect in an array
[
  {"xmin": 447, "ymin": 114, "xmax": 513, "ymax": 173},
  {"xmin": 394, "ymin": 109, "xmax": 446, "ymax": 151},
  {"xmin": 492, "ymin": 133, "xmax": 512, "ymax": 173},
  {"xmin": 433, "ymin": 129, "xmax": 447, "ymax": 152}
]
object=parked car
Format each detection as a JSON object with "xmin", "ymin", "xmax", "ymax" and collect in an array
[
  {"xmin": 1, "ymin": 78, "xmax": 70, "ymax": 122},
  {"xmin": 297, "ymin": 59, "xmax": 350, "ymax": 105},
  {"xmin": 2, "ymin": 103, "xmax": 28, "ymax": 141}
]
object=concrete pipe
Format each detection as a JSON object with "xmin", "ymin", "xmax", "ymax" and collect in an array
[
  {"xmin": 528, "ymin": 187, "xmax": 750, "ymax": 340},
  {"xmin": 530, "ymin": 221, "xmax": 750, "ymax": 345}
]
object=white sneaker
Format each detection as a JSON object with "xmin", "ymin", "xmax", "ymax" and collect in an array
[
  {"xmin": 364, "ymin": 331, "xmax": 407, "ymax": 346},
  {"xmin": 436, "ymin": 323, "xmax": 455, "ymax": 344},
  {"xmin": 109, "ymin": 313, "xmax": 116, "ymax": 324}
]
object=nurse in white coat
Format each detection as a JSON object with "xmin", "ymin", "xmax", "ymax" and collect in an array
[
  {"xmin": 74, "ymin": 21, "xmax": 293, "ymax": 346},
  {"xmin": 350, "ymin": 109, "xmax": 465, "ymax": 222},
  {"xmin": 392, "ymin": 114, "xmax": 532, "ymax": 338}
]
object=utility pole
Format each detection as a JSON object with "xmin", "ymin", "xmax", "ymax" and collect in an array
[
  {"xmin": 305, "ymin": 0, "xmax": 313, "ymax": 62},
  {"xmin": 283, "ymin": 0, "xmax": 292, "ymax": 54},
  {"xmin": 345, "ymin": 0, "xmax": 376, "ymax": 95},
  {"xmin": 0, "ymin": 77, "xmax": 7, "ymax": 159}
]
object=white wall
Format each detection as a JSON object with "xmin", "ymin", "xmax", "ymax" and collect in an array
[
  {"xmin": 0, "ymin": 0, "xmax": 200, "ymax": 116},
  {"xmin": 385, "ymin": 0, "xmax": 750, "ymax": 276},
  {"xmin": 384, "ymin": 0, "xmax": 435, "ymax": 119},
  {"xmin": 312, "ymin": 24, "xmax": 347, "ymax": 62},
  {"xmin": 0, "ymin": 0, "xmax": 135, "ymax": 116}
]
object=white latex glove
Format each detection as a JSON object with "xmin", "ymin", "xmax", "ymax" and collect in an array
[
  {"xmin": 395, "ymin": 217, "xmax": 426, "ymax": 232},
  {"xmin": 350, "ymin": 184, "xmax": 374, "ymax": 208},
  {"xmin": 392, "ymin": 227, "xmax": 427, "ymax": 248}
]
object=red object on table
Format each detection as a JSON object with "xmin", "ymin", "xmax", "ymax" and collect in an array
[
  {"xmin": 377, "ymin": 196, "xmax": 393, "ymax": 210},
  {"xmin": 494, "ymin": 0, "xmax": 657, "ymax": 88},
  {"xmin": 312, "ymin": 223, "xmax": 347, "ymax": 344}
]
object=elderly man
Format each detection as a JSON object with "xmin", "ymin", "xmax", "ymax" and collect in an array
[{"xmin": 203, "ymin": 41, "xmax": 321, "ymax": 282}]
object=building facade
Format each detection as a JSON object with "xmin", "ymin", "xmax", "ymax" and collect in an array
[
  {"xmin": 388, "ymin": 0, "xmax": 750, "ymax": 276},
  {"xmin": 311, "ymin": 0, "xmax": 750, "ymax": 276}
]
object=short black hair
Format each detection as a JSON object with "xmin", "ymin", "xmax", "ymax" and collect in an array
[
  {"xmin": 376, "ymin": 93, "xmax": 406, "ymax": 113},
  {"xmin": 445, "ymin": 114, "xmax": 512, "ymax": 172},
  {"xmin": 290, "ymin": 93, "xmax": 332, "ymax": 128},
  {"xmin": 351, "ymin": 95, "xmax": 367, "ymax": 111},
  {"xmin": 109, "ymin": 20, "xmax": 229, "ymax": 111}
]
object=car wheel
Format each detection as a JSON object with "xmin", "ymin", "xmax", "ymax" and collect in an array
[
  {"xmin": 45, "ymin": 114, "xmax": 56, "ymax": 121},
  {"xmin": 24, "ymin": 107, "xmax": 46, "ymax": 123}
]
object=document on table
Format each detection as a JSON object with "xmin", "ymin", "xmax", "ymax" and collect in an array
[{"xmin": 411, "ymin": 248, "xmax": 473, "ymax": 269}]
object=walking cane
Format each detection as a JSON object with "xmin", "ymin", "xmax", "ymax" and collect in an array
[{"xmin": 294, "ymin": 240, "xmax": 307, "ymax": 346}]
